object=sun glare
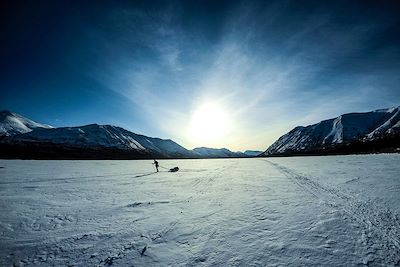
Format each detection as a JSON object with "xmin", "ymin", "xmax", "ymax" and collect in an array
[{"xmin": 189, "ymin": 102, "xmax": 232, "ymax": 145}]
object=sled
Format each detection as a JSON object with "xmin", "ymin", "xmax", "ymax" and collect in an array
[{"xmin": 169, "ymin": 167, "xmax": 179, "ymax": 172}]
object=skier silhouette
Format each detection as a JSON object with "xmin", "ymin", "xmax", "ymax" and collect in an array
[{"xmin": 153, "ymin": 159, "xmax": 159, "ymax": 172}]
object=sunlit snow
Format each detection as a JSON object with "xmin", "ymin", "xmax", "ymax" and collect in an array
[{"xmin": 1, "ymin": 154, "xmax": 399, "ymax": 266}]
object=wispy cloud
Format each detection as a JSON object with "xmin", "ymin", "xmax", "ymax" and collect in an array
[{"xmin": 75, "ymin": 1, "xmax": 400, "ymax": 150}]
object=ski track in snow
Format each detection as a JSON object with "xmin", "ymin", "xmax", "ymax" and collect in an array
[
  {"xmin": 1, "ymin": 156, "xmax": 400, "ymax": 266},
  {"xmin": 264, "ymin": 159, "xmax": 400, "ymax": 266}
]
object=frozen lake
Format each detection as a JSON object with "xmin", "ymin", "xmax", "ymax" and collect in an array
[{"xmin": 1, "ymin": 154, "xmax": 400, "ymax": 266}]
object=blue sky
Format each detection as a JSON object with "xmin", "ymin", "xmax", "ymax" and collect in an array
[{"xmin": 1, "ymin": 0, "xmax": 400, "ymax": 151}]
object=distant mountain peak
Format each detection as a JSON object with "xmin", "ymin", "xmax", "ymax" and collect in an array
[
  {"xmin": 0, "ymin": 111, "xmax": 196, "ymax": 159},
  {"xmin": 373, "ymin": 106, "xmax": 399, "ymax": 113},
  {"xmin": 192, "ymin": 147, "xmax": 246, "ymax": 158},
  {"xmin": 243, "ymin": 150, "xmax": 262, "ymax": 156},
  {"xmin": 0, "ymin": 110, "xmax": 53, "ymax": 137},
  {"xmin": 262, "ymin": 106, "xmax": 400, "ymax": 156},
  {"xmin": 0, "ymin": 110, "xmax": 13, "ymax": 116}
]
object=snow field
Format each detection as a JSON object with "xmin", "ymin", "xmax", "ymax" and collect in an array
[{"xmin": 0, "ymin": 154, "xmax": 399, "ymax": 266}]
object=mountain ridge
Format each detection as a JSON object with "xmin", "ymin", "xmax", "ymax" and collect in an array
[
  {"xmin": 0, "ymin": 111, "xmax": 250, "ymax": 159},
  {"xmin": 0, "ymin": 110, "xmax": 53, "ymax": 136},
  {"xmin": 1, "ymin": 123, "xmax": 194, "ymax": 159},
  {"xmin": 261, "ymin": 106, "xmax": 400, "ymax": 156},
  {"xmin": 192, "ymin": 147, "xmax": 247, "ymax": 158},
  {"xmin": 243, "ymin": 150, "xmax": 262, "ymax": 156}
]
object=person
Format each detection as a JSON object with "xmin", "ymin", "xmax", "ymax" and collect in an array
[{"xmin": 153, "ymin": 159, "xmax": 159, "ymax": 172}]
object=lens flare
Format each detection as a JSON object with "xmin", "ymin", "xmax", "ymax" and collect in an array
[{"xmin": 189, "ymin": 102, "xmax": 232, "ymax": 145}]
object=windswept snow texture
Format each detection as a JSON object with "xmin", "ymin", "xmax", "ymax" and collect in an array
[
  {"xmin": 263, "ymin": 106, "xmax": 400, "ymax": 155},
  {"xmin": 1, "ymin": 154, "xmax": 400, "ymax": 266},
  {"xmin": 0, "ymin": 110, "xmax": 52, "ymax": 136}
]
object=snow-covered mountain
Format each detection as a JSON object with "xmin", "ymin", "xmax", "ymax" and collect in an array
[
  {"xmin": 0, "ymin": 111, "xmax": 253, "ymax": 159},
  {"xmin": 0, "ymin": 110, "xmax": 52, "ymax": 136},
  {"xmin": 0, "ymin": 111, "xmax": 197, "ymax": 159},
  {"xmin": 2, "ymin": 123, "xmax": 194, "ymax": 159},
  {"xmin": 262, "ymin": 106, "xmax": 400, "ymax": 156},
  {"xmin": 192, "ymin": 147, "xmax": 247, "ymax": 158}
]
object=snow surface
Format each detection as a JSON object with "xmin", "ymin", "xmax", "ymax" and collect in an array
[{"xmin": 1, "ymin": 154, "xmax": 400, "ymax": 266}]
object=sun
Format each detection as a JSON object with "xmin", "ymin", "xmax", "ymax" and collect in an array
[{"xmin": 188, "ymin": 102, "xmax": 231, "ymax": 145}]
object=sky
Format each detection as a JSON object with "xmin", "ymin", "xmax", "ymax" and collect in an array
[{"xmin": 1, "ymin": 0, "xmax": 400, "ymax": 151}]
